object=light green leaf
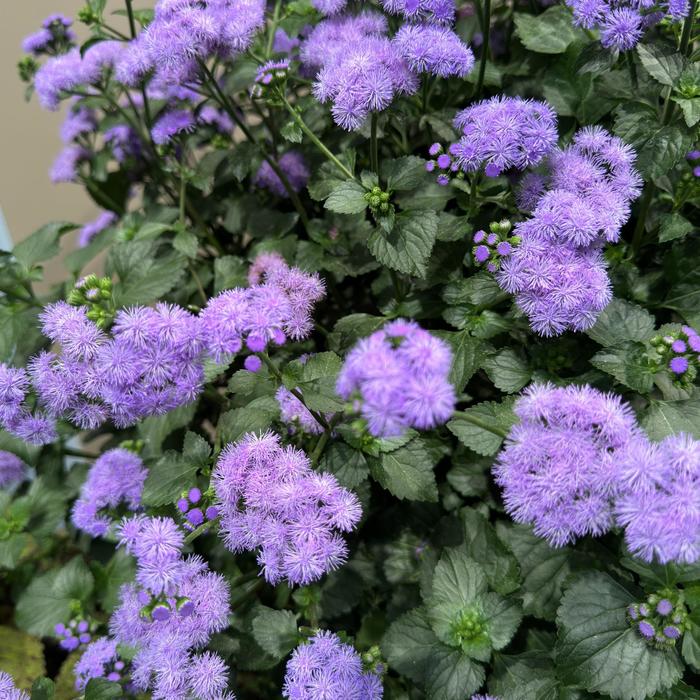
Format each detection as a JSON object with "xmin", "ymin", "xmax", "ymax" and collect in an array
[
  {"xmin": 659, "ymin": 213, "xmax": 696, "ymax": 243},
  {"xmin": 672, "ymin": 97, "xmax": 700, "ymax": 127},
  {"xmin": 641, "ymin": 396, "xmax": 700, "ymax": 441},
  {"xmin": 84, "ymin": 678, "xmax": 122, "ymax": 699},
  {"xmin": 514, "ymin": 6, "xmax": 579, "ymax": 54},
  {"xmin": 590, "ymin": 344, "xmax": 655, "ymax": 393},
  {"xmin": 368, "ymin": 438, "xmax": 438, "ymax": 502},
  {"xmin": 324, "ymin": 180, "xmax": 368, "ymax": 214},
  {"xmin": 483, "ymin": 348, "xmax": 531, "ymax": 394},
  {"xmin": 556, "ymin": 572, "xmax": 684, "ymax": 699},
  {"xmin": 447, "ymin": 399, "xmax": 516, "ymax": 457},
  {"xmin": 636, "ymin": 43, "xmax": 685, "ymax": 87},
  {"xmin": 319, "ymin": 442, "xmax": 369, "ymax": 489},
  {"xmin": 251, "ymin": 607, "xmax": 299, "ymax": 660},
  {"xmin": 13, "ymin": 222, "xmax": 75, "ymax": 270},
  {"xmin": 587, "ymin": 298, "xmax": 656, "ymax": 346},
  {"xmin": 218, "ymin": 396, "xmax": 279, "ymax": 444}
]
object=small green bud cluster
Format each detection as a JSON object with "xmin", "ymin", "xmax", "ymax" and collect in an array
[
  {"xmin": 78, "ymin": 6, "xmax": 100, "ymax": 25},
  {"xmin": 68, "ymin": 274, "xmax": 115, "ymax": 329},
  {"xmin": 628, "ymin": 592, "xmax": 688, "ymax": 650},
  {"xmin": 364, "ymin": 186, "xmax": 392, "ymax": 216},
  {"xmin": 450, "ymin": 606, "xmax": 488, "ymax": 652},
  {"xmin": 17, "ymin": 56, "xmax": 38, "ymax": 84},
  {"xmin": 471, "ymin": 220, "xmax": 519, "ymax": 272},
  {"xmin": 361, "ymin": 645, "xmax": 385, "ymax": 676}
]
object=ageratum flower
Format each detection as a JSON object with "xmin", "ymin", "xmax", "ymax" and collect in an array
[
  {"xmin": 451, "ymin": 96, "xmax": 558, "ymax": 176},
  {"xmin": 0, "ymin": 451, "xmax": 27, "ymax": 489},
  {"xmin": 151, "ymin": 109, "xmax": 196, "ymax": 145},
  {"xmin": 393, "ymin": 24, "xmax": 474, "ymax": 78},
  {"xmin": 336, "ymin": 319, "xmax": 456, "ymax": 437},
  {"xmin": 615, "ymin": 433, "xmax": 700, "ymax": 564},
  {"xmin": 381, "ymin": 0, "xmax": 457, "ymax": 23},
  {"xmin": 22, "ymin": 14, "xmax": 76, "ymax": 55},
  {"xmin": 254, "ymin": 151, "xmax": 310, "ymax": 198},
  {"xmin": 79, "ymin": 211, "xmax": 118, "ymax": 248},
  {"xmin": 74, "ymin": 638, "xmax": 125, "ymax": 690},
  {"xmin": 111, "ymin": 516, "xmax": 231, "ymax": 698},
  {"xmin": 283, "ymin": 631, "xmax": 383, "ymax": 699},
  {"xmin": 212, "ymin": 432, "xmax": 362, "ymax": 585},
  {"xmin": 71, "ymin": 448, "xmax": 147, "ymax": 537},
  {"xmin": 493, "ymin": 383, "xmax": 639, "ymax": 546},
  {"xmin": 0, "ymin": 672, "xmax": 29, "ymax": 700},
  {"xmin": 50, "ymin": 145, "xmax": 89, "ymax": 183},
  {"xmin": 60, "ymin": 105, "xmax": 97, "ymax": 144}
]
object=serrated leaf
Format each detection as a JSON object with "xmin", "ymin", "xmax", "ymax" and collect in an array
[
  {"xmin": 218, "ymin": 396, "xmax": 279, "ymax": 444},
  {"xmin": 84, "ymin": 678, "xmax": 122, "ymax": 699},
  {"xmin": 483, "ymin": 348, "xmax": 531, "ymax": 394},
  {"xmin": 437, "ymin": 212, "xmax": 471, "ymax": 242},
  {"xmin": 319, "ymin": 442, "xmax": 369, "ymax": 489},
  {"xmin": 659, "ymin": 213, "xmax": 696, "ymax": 243},
  {"xmin": 590, "ymin": 344, "xmax": 655, "ymax": 393},
  {"xmin": 513, "ymin": 6, "xmax": 579, "ymax": 54},
  {"xmin": 13, "ymin": 222, "xmax": 75, "ymax": 270},
  {"xmin": 641, "ymin": 397, "xmax": 700, "ymax": 441},
  {"xmin": 368, "ymin": 438, "xmax": 438, "ymax": 501},
  {"xmin": 324, "ymin": 180, "xmax": 368, "ymax": 214},
  {"xmin": 251, "ymin": 607, "xmax": 299, "ymax": 660},
  {"xmin": 280, "ymin": 121, "xmax": 303, "ymax": 143},
  {"xmin": 447, "ymin": 399, "xmax": 516, "ymax": 457},
  {"xmin": 381, "ymin": 156, "xmax": 427, "ymax": 191},
  {"xmin": 138, "ymin": 403, "xmax": 198, "ymax": 458},
  {"xmin": 367, "ymin": 210, "xmax": 437, "ymax": 279},
  {"xmin": 636, "ymin": 43, "xmax": 685, "ymax": 87},
  {"xmin": 556, "ymin": 572, "xmax": 684, "ymax": 699},
  {"xmin": 673, "ymin": 97, "xmax": 700, "ymax": 128},
  {"xmin": 587, "ymin": 298, "xmax": 656, "ymax": 346},
  {"xmin": 436, "ymin": 330, "xmax": 485, "ymax": 392}
]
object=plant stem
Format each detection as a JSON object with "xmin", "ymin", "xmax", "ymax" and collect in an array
[
  {"xmin": 184, "ymin": 518, "xmax": 217, "ymax": 544},
  {"xmin": 62, "ymin": 447, "xmax": 98, "ymax": 459},
  {"xmin": 680, "ymin": 0, "xmax": 697, "ymax": 56},
  {"xmin": 370, "ymin": 112, "xmax": 379, "ymax": 175},
  {"xmin": 280, "ymin": 96, "xmax": 356, "ymax": 181},
  {"xmin": 266, "ymin": 0, "xmax": 283, "ymax": 57},
  {"xmin": 198, "ymin": 63, "xmax": 311, "ymax": 230},
  {"xmin": 310, "ymin": 430, "xmax": 330, "ymax": 467},
  {"xmin": 456, "ymin": 411, "xmax": 508, "ymax": 438},
  {"xmin": 475, "ymin": 0, "xmax": 492, "ymax": 100},
  {"xmin": 626, "ymin": 51, "xmax": 638, "ymax": 90}
]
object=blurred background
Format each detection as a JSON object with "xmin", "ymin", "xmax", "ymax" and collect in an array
[{"xmin": 0, "ymin": 2, "xmax": 98, "ymax": 280}]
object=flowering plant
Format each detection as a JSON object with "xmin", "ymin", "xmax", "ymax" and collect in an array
[{"xmin": 1, "ymin": 0, "xmax": 700, "ymax": 698}]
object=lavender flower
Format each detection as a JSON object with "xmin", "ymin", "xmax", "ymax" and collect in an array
[
  {"xmin": 451, "ymin": 96, "xmax": 558, "ymax": 176},
  {"xmin": 494, "ymin": 383, "xmax": 639, "ymax": 546},
  {"xmin": 71, "ymin": 448, "xmax": 147, "ymax": 537},
  {"xmin": 0, "ymin": 451, "xmax": 27, "ymax": 489},
  {"xmin": 283, "ymin": 631, "xmax": 383, "ymax": 699},
  {"xmin": 393, "ymin": 24, "xmax": 474, "ymax": 78},
  {"xmin": 254, "ymin": 151, "xmax": 310, "ymax": 197},
  {"xmin": 152, "ymin": 109, "xmax": 196, "ymax": 145},
  {"xmin": 187, "ymin": 652, "xmax": 230, "ymax": 700},
  {"xmin": 79, "ymin": 211, "xmax": 118, "ymax": 248},
  {"xmin": 336, "ymin": 320, "xmax": 456, "ymax": 437},
  {"xmin": 0, "ymin": 672, "xmax": 29, "ymax": 700},
  {"xmin": 74, "ymin": 638, "xmax": 125, "ymax": 690},
  {"xmin": 615, "ymin": 433, "xmax": 700, "ymax": 564},
  {"xmin": 380, "ymin": 0, "xmax": 457, "ymax": 23},
  {"xmin": 50, "ymin": 145, "xmax": 89, "ymax": 183},
  {"xmin": 212, "ymin": 432, "xmax": 362, "ymax": 585},
  {"xmin": 60, "ymin": 106, "xmax": 97, "ymax": 143},
  {"xmin": 600, "ymin": 8, "xmax": 644, "ymax": 50},
  {"xmin": 22, "ymin": 14, "xmax": 75, "ymax": 55}
]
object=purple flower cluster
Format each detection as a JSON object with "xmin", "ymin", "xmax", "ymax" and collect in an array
[
  {"xmin": 450, "ymin": 96, "xmax": 558, "ymax": 177},
  {"xmin": 54, "ymin": 619, "xmax": 94, "ymax": 651},
  {"xmin": 212, "ymin": 432, "xmax": 362, "ymax": 585},
  {"xmin": 177, "ymin": 487, "xmax": 219, "ymax": 531},
  {"xmin": 336, "ymin": 320, "xmax": 456, "ymax": 437},
  {"xmin": 75, "ymin": 638, "xmax": 127, "ymax": 691},
  {"xmin": 117, "ymin": 0, "xmax": 265, "ymax": 88},
  {"xmin": 301, "ymin": 5, "xmax": 472, "ymax": 130},
  {"xmin": 22, "ymin": 14, "xmax": 76, "ymax": 56},
  {"xmin": 254, "ymin": 151, "xmax": 310, "ymax": 198},
  {"xmin": 283, "ymin": 631, "xmax": 383, "ymax": 699},
  {"xmin": 425, "ymin": 142, "xmax": 460, "ymax": 186},
  {"xmin": 0, "ymin": 672, "xmax": 29, "ymax": 700},
  {"xmin": 688, "ymin": 149, "xmax": 700, "ymax": 178},
  {"xmin": 151, "ymin": 109, "xmax": 196, "ymax": 145},
  {"xmin": 615, "ymin": 433, "xmax": 700, "ymax": 564},
  {"xmin": 566, "ymin": 0, "xmax": 689, "ymax": 51},
  {"xmin": 497, "ymin": 126, "xmax": 641, "ymax": 336},
  {"xmin": 110, "ymin": 516, "xmax": 232, "ymax": 699},
  {"xmin": 251, "ymin": 59, "xmax": 290, "ymax": 97},
  {"xmin": 0, "ymin": 451, "xmax": 27, "ymax": 489},
  {"xmin": 627, "ymin": 594, "xmax": 687, "ymax": 649},
  {"xmin": 494, "ymin": 383, "xmax": 639, "ymax": 547},
  {"xmin": 71, "ymin": 448, "xmax": 147, "ymax": 537},
  {"xmin": 79, "ymin": 211, "xmax": 118, "ymax": 248},
  {"xmin": 201, "ymin": 252, "xmax": 325, "ymax": 362},
  {"xmin": 650, "ymin": 325, "xmax": 700, "ymax": 379},
  {"xmin": 472, "ymin": 221, "xmax": 517, "ymax": 272}
]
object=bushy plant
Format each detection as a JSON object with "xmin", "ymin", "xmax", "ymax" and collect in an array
[{"xmin": 1, "ymin": 0, "xmax": 699, "ymax": 698}]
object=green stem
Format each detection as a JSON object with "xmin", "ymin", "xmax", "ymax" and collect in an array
[
  {"xmin": 680, "ymin": 0, "xmax": 697, "ymax": 56},
  {"xmin": 280, "ymin": 95, "xmax": 356, "ymax": 181},
  {"xmin": 370, "ymin": 112, "xmax": 379, "ymax": 175},
  {"xmin": 266, "ymin": 0, "xmax": 283, "ymax": 57},
  {"xmin": 310, "ymin": 431, "xmax": 330, "ymax": 467},
  {"xmin": 199, "ymin": 63, "xmax": 310, "ymax": 230},
  {"xmin": 474, "ymin": 0, "xmax": 491, "ymax": 100},
  {"xmin": 626, "ymin": 51, "xmax": 638, "ymax": 90},
  {"xmin": 468, "ymin": 172, "xmax": 481, "ymax": 219},
  {"xmin": 62, "ymin": 447, "xmax": 98, "ymax": 459},
  {"xmin": 184, "ymin": 518, "xmax": 217, "ymax": 544},
  {"xmin": 457, "ymin": 411, "xmax": 508, "ymax": 438}
]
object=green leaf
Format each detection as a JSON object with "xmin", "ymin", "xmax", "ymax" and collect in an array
[
  {"xmin": 319, "ymin": 441, "xmax": 369, "ymax": 489},
  {"xmin": 461, "ymin": 509, "xmax": 521, "ymax": 595},
  {"xmin": 483, "ymin": 348, "xmax": 531, "ymax": 394},
  {"xmin": 381, "ymin": 156, "xmax": 427, "ymax": 191},
  {"xmin": 443, "ymin": 272, "xmax": 508, "ymax": 307},
  {"xmin": 587, "ymin": 298, "xmax": 656, "ymax": 346},
  {"xmin": 214, "ymin": 256, "xmax": 248, "ymax": 293},
  {"xmin": 636, "ymin": 43, "xmax": 685, "ymax": 87},
  {"xmin": 30, "ymin": 678, "xmax": 54, "ymax": 700},
  {"xmin": 641, "ymin": 396, "xmax": 700, "ymax": 441},
  {"xmin": 682, "ymin": 621, "xmax": 700, "ymax": 672},
  {"xmin": 513, "ymin": 6, "xmax": 579, "ymax": 54},
  {"xmin": 368, "ymin": 438, "xmax": 438, "ymax": 501},
  {"xmin": 324, "ymin": 180, "xmax": 368, "ymax": 214},
  {"xmin": 590, "ymin": 344, "xmax": 655, "ymax": 393},
  {"xmin": 280, "ymin": 121, "xmax": 303, "ymax": 143},
  {"xmin": 13, "ymin": 222, "xmax": 75, "ymax": 270},
  {"xmin": 138, "ymin": 403, "xmax": 198, "ymax": 458},
  {"xmin": 83, "ymin": 678, "xmax": 122, "ymax": 699},
  {"xmin": 251, "ymin": 607, "xmax": 299, "ymax": 660},
  {"xmin": 437, "ymin": 212, "xmax": 471, "ymax": 242},
  {"xmin": 367, "ymin": 210, "xmax": 437, "ymax": 279},
  {"xmin": 218, "ymin": 396, "xmax": 279, "ymax": 444},
  {"xmin": 659, "ymin": 213, "xmax": 696, "ymax": 243},
  {"xmin": 447, "ymin": 399, "xmax": 516, "ymax": 457},
  {"xmin": 0, "ymin": 626, "xmax": 45, "ymax": 694},
  {"xmin": 16, "ymin": 558, "xmax": 94, "ymax": 636},
  {"xmin": 672, "ymin": 97, "xmax": 700, "ymax": 128},
  {"xmin": 436, "ymin": 330, "xmax": 485, "ymax": 392},
  {"xmin": 285, "ymin": 352, "xmax": 344, "ymax": 414},
  {"xmin": 556, "ymin": 572, "xmax": 684, "ymax": 699},
  {"xmin": 142, "ymin": 433, "xmax": 210, "ymax": 507}
]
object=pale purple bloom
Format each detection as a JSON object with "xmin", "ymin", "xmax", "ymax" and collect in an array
[
  {"xmin": 451, "ymin": 96, "xmax": 558, "ymax": 174},
  {"xmin": 104, "ymin": 124, "xmax": 142, "ymax": 162},
  {"xmin": 212, "ymin": 432, "xmax": 362, "ymax": 585},
  {"xmin": 50, "ymin": 145, "xmax": 89, "ymax": 183},
  {"xmin": 152, "ymin": 109, "xmax": 196, "ymax": 145},
  {"xmin": 74, "ymin": 638, "xmax": 121, "ymax": 691},
  {"xmin": 380, "ymin": 0, "xmax": 457, "ymax": 23},
  {"xmin": 283, "ymin": 631, "xmax": 383, "ymax": 699},
  {"xmin": 393, "ymin": 24, "xmax": 474, "ymax": 77},
  {"xmin": 312, "ymin": 0, "xmax": 351, "ymax": 14},
  {"xmin": 494, "ymin": 383, "xmax": 639, "ymax": 546},
  {"xmin": 197, "ymin": 105, "xmax": 234, "ymax": 133},
  {"xmin": 187, "ymin": 652, "xmax": 229, "ymax": 700},
  {"xmin": 22, "ymin": 29, "xmax": 54, "ymax": 55},
  {"xmin": 276, "ymin": 386, "xmax": 325, "ymax": 435},
  {"xmin": 0, "ymin": 451, "xmax": 27, "ymax": 489},
  {"xmin": 79, "ymin": 211, "xmax": 118, "ymax": 248},
  {"xmin": 254, "ymin": 151, "xmax": 310, "ymax": 197},
  {"xmin": 670, "ymin": 356, "xmax": 689, "ymax": 374},
  {"xmin": 657, "ymin": 599, "xmax": 674, "ymax": 616},
  {"xmin": 71, "ymin": 448, "xmax": 147, "ymax": 537},
  {"xmin": 60, "ymin": 106, "xmax": 97, "ymax": 144},
  {"xmin": 336, "ymin": 319, "xmax": 456, "ymax": 437},
  {"xmin": 615, "ymin": 433, "xmax": 700, "ymax": 564},
  {"xmin": 600, "ymin": 8, "xmax": 644, "ymax": 50},
  {"xmin": 0, "ymin": 672, "xmax": 30, "ymax": 700}
]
